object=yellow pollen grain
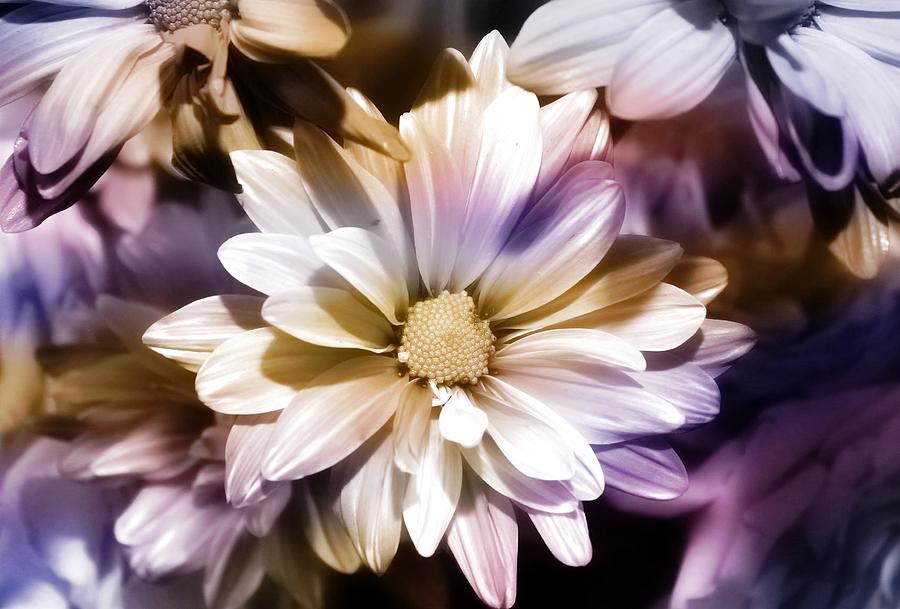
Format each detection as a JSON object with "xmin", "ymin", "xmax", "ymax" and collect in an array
[{"xmin": 397, "ymin": 290, "xmax": 495, "ymax": 385}]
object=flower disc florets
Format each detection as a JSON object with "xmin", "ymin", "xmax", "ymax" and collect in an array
[
  {"xmin": 146, "ymin": 0, "xmax": 232, "ymax": 32},
  {"xmin": 397, "ymin": 290, "xmax": 495, "ymax": 385}
]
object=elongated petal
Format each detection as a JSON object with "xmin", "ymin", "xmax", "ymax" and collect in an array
[
  {"xmin": 204, "ymin": 526, "xmax": 265, "ymax": 609},
  {"xmin": 262, "ymin": 286, "xmax": 395, "ymax": 352},
  {"xmin": 687, "ymin": 319, "xmax": 756, "ymax": 377},
  {"xmin": 225, "ymin": 412, "xmax": 280, "ymax": 507},
  {"xmin": 629, "ymin": 361, "xmax": 720, "ymax": 427},
  {"xmin": 607, "ymin": 0, "xmax": 736, "ymax": 120},
  {"xmin": 297, "ymin": 482, "xmax": 362, "ymax": 573},
  {"xmin": 447, "ymin": 477, "xmax": 518, "ymax": 609},
  {"xmin": 439, "ymin": 388, "xmax": 488, "ymax": 448},
  {"xmin": 27, "ymin": 23, "xmax": 161, "ymax": 174},
  {"xmin": 400, "ymin": 112, "xmax": 466, "ymax": 294},
  {"xmin": 498, "ymin": 328, "xmax": 645, "ymax": 372},
  {"xmin": 450, "ymin": 87, "xmax": 543, "ymax": 289},
  {"xmin": 508, "ymin": 0, "xmax": 671, "ymax": 95},
  {"xmin": 403, "ymin": 415, "xmax": 462, "ymax": 556},
  {"xmin": 664, "ymin": 256, "xmax": 727, "ymax": 305},
  {"xmin": 393, "ymin": 381, "xmax": 433, "ymax": 473},
  {"xmin": 594, "ymin": 439, "xmax": 688, "ymax": 499},
  {"xmin": 263, "ymin": 356, "xmax": 405, "ymax": 480},
  {"xmin": 196, "ymin": 327, "xmax": 346, "ymax": 415},
  {"xmin": 476, "ymin": 161, "xmax": 624, "ymax": 320},
  {"xmin": 230, "ymin": 150, "xmax": 324, "ymax": 237},
  {"xmin": 231, "ymin": 0, "xmax": 348, "ymax": 60},
  {"xmin": 335, "ymin": 430, "xmax": 404, "ymax": 574},
  {"xmin": 574, "ymin": 283, "xmax": 706, "ymax": 351},
  {"xmin": 827, "ymin": 186, "xmax": 891, "ymax": 279},
  {"xmin": 0, "ymin": 5, "xmax": 137, "ymax": 107},
  {"xmin": 142, "ymin": 296, "xmax": 265, "ymax": 372},
  {"xmin": 524, "ymin": 504, "xmax": 592, "ymax": 567},
  {"xmin": 535, "ymin": 89, "xmax": 599, "ymax": 196},
  {"xmin": 309, "ymin": 227, "xmax": 408, "ymax": 324}
]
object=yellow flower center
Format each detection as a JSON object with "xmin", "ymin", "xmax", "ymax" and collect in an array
[
  {"xmin": 397, "ymin": 291, "xmax": 495, "ymax": 385},
  {"xmin": 146, "ymin": 0, "xmax": 232, "ymax": 32}
]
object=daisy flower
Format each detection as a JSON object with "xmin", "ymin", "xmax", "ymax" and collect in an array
[
  {"xmin": 144, "ymin": 33, "xmax": 754, "ymax": 608},
  {"xmin": 508, "ymin": 0, "xmax": 900, "ymax": 277},
  {"xmin": 41, "ymin": 295, "xmax": 363, "ymax": 609},
  {"xmin": 0, "ymin": 0, "xmax": 408, "ymax": 232}
]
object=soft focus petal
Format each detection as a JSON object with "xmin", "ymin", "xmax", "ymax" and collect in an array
[
  {"xmin": 524, "ymin": 504, "xmax": 592, "ymax": 567},
  {"xmin": 595, "ymin": 439, "xmax": 689, "ymax": 499},
  {"xmin": 230, "ymin": 0, "xmax": 348, "ymax": 60}
]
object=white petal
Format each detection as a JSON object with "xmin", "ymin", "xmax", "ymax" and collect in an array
[
  {"xmin": 447, "ymin": 477, "xmax": 518, "ymax": 609},
  {"xmin": 225, "ymin": 412, "xmax": 280, "ymax": 508},
  {"xmin": 218, "ymin": 233, "xmax": 340, "ymax": 297},
  {"xmin": 500, "ymin": 235, "xmax": 683, "ymax": 333},
  {"xmin": 0, "ymin": 6, "xmax": 136, "ymax": 106},
  {"xmin": 462, "ymin": 437, "xmax": 578, "ymax": 514},
  {"xmin": 230, "ymin": 0, "xmax": 348, "ymax": 59},
  {"xmin": 492, "ymin": 364, "xmax": 685, "ymax": 444},
  {"xmin": 27, "ymin": 24, "xmax": 161, "ymax": 175},
  {"xmin": 579, "ymin": 283, "xmax": 706, "ymax": 351},
  {"xmin": 335, "ymin": 430, "xmax": 404, "ymax": 574},
  {"xmin": 628, "ymin": 361, "xmax": 720, "ymax": 427},
  {"xmin": 476, "ymin": 161, "xmax": 624, "ymax": 320},
  {"xmin": 399, "ymin": 111, "xmax": 466, "ymax": 294},
  {"xmin": 196, "ymin": 327, "xmax": 346, "ymax": 415},
  {"xmin": 439, "ymin": 388, "xmax": 489, "ymax": 448},
  {"xmin": 497, "ymin": 328, "xmax": 646, "ymax": 372},
  {"xmin": 524, "ymin": 504, "xmax": 592, "ymax": 567},
  {"xmin": 507, "ymin": 0, "xmax": 671, "ymax": 95},
  {"xmin": 263, "ymin": 356, "xmax": 405, "ymax": 480},
  {"xmin": 450, "ymin": 87, "xmax": 543, "ymax": 289},
  {"xmin": 230, "ymin": 150, "xmax": 324, "ymax": 237},
  {"xmin": 816, "ymin": 5, "xmax": 900, "ymax": 64},
  {"xmin": 403, "ymin": 415, "xmax": 462, "ymax": 557},
  {"xmin": 143, "ymin": 295, "xmax": 265, "ymax": 372},
  {"xmin": 469, "ymin": 30, "xmax": 512, "ymax": 107},
  {"xmin": 535, "ymin": 89, "xmax": 599, "ymax": 196},
  {"xmin": 262, "ymin": 286, "xmax": 395, "ymax": 352},
  {"xmin": 687, "ymin": 319, "xmax": 756, "ymax": 377},
  {"xmin": 393, "ymin": 381, "xmax": 434, "ymax": 474},
  {"xmin": 594, "ymin": 440, "xmax": 688, "ymax": 499},
  {"xmin": 309, "ymin": 227, "xmax": 408, "ymax": 324},
  {"xmin": 473, "ymin": 388, "xmax": 575, "ymax": 481},
  {"xmin": 607, "ymin": 0, "xmax": 736, "ymax": 120}
]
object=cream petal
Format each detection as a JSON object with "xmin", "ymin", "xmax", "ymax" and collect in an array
[
  {"xmin": 335, "ymin": 429, "xmax": 404, "ymax": 574},
  {"xmin": 297, "ymin": 482, "xmax": 362, "ymax": 573},
  {"xmin": 203, "ymin": 526, "xmax": 265, "ymax": 609},
  {"xmin": 663, "ymin": 256, "xmax": 728, "ymax": 305},
  {"xmin": 410, "ymin": 49, "xmax": 481, "ymax": 186},
  {"xmin": 439, "ymin": 388, "xmax": 489, "ymax": 448},
  {"xmin": 309, "ymin": 227, "xmax": 408, "ymax": 324},
  {"xmin": 492, "ymin": 364, "xmax": 685, "ymax": 444},
  {"xmin": 500, "ymin": 235, "xmax": 683, "ymax": 333},
  {"xmin": 27, "ymin": 23, "xmax": 161, "ymax": 175},
  {"xmin": 263, "ymin": 356, "xmax": 405, "ymax": 480},
  {"xmin": 564, "ymin": 105, "xmax": 613, "ymax": 170},
  {"xmin": 688, "ymin": 319, "xmax": 756, "ymax": 377},
  {"xmin": 462, "ymin": 437, "xmax": 578, "ymax": 514},
  {"xmin": 400, "ymin": 112, "xmax": 466, "ymax": 294},
  {"xmin": 475, "ymin": 161, "xmax": 624, "ymax": 320},
  {"xmin": 524, "ymin": 504, "xmax": 592, "ymax": 567},
  {"xmin": 0, "ymin": 5, "xmax": 136, "ymax": 107},
  {"xmin": 393, "ymin": 381, "xmax": 434, "ymax": 474},
  {"xmin": 574, "ymin": 283, "xmax": 706, "ymax": 351},
  {"xmin": 607, "ymin": 0, "xmax": 736, "ymax": 120},
  {"xmin": 828, "ymin": 188, "xmax": 891, "ymax": 279},
  {"xmin": 218, "ymin": 232, "xmax": 339, "ymax": 297},
  {"xmin": 473, "ymin": 388, "xmax": 575, "ymax": 481},
  {"xmin": 225, "ymin": 412, "xmax": 280, "ymax": 508},
  {"xmin": 447, "ymin": 476, "xmax": 518, "ymax": 609},
  {"xmin": 344, "ymin": 88, "xmax": 406, "ymax": 203},
  {"xmin": 292, "ymin": 121, "xmax": 411, "ymax": 257},
  {"xmin": 196, "ymin": 327, "xmax": 347, "ymax": 415},
  {"xmin": 534, "ymin": 89, "xmax": 599, "ymax": 197},
  {"xmin": 143, "ymin": 295, "xmax": 266, "ymax": 373},
  {"xmin": 468, "ymin": 29, "xmax": 512, "ymax": 107},
  {"xmin": 594, "ymin": 439, "xmax": 688, "ymax": 499},
  {"xmin": 403, "ymin": 415, "xmax": 463, "ymax": 557},
  {"xmin": 230, "ymin": 0, "xmax": 348, "ymax": 60},
  {"xmin": 230, "ymin": 150, "xmax": 325, "ymax": 237},
  {"xmin": 497, "ymin": 328, "xmax": 646, "ymax": 372},
  {"xmin": 507, "ymin": 0, "xmax": 671, "ymax": 95},
  {"xmin": 262, "ymin": 286, "xmax": 395, "ymax": 352},
  {"xmin": 450, "ymin": 87, "xmax": 542, "ymax": 290}
]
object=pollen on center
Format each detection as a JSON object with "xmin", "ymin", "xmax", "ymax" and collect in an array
[
  {"xmin": 146, "ymin": 0, "xmax": 232, "ymax": 32},
  {"xmin": 397, "ymin": 290, "xmax": 495, "ymax": 385}
]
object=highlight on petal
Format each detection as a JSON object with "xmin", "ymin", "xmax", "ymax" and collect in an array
[
  {"xmin": 439, "ymin": 388, "xmax": 489, "ymax": 448},
  {"xmin": 231, "ymin": 0, "xmax": 348, "ymax": 60},
  {"xmin": 524, "ymin": 504, "xmax": 592, "ymax": 567},
  {"xmin": 595, "ymin": 439, "xmax": 689, "ymax": 500}
]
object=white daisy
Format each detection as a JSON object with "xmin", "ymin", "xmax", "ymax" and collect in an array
[
  {"xmin": 0, "ymin": 0, "xmax": 408, "ymax": 232},
  {"xmin": 145, "ymin": 32, "xmax": 754, "ymax": 608},
  {"xmin": 508, "ymin": 0, "xmax": 900, "ymax": 277}
]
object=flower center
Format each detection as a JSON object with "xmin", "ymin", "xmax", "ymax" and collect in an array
[
  {"xmin": 397, "ymin": 291, "xmax": 495, "ymax": 386},
  {"xmin": 146, "ymin": 0, "xmax": 232, "ymax": 32}
]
